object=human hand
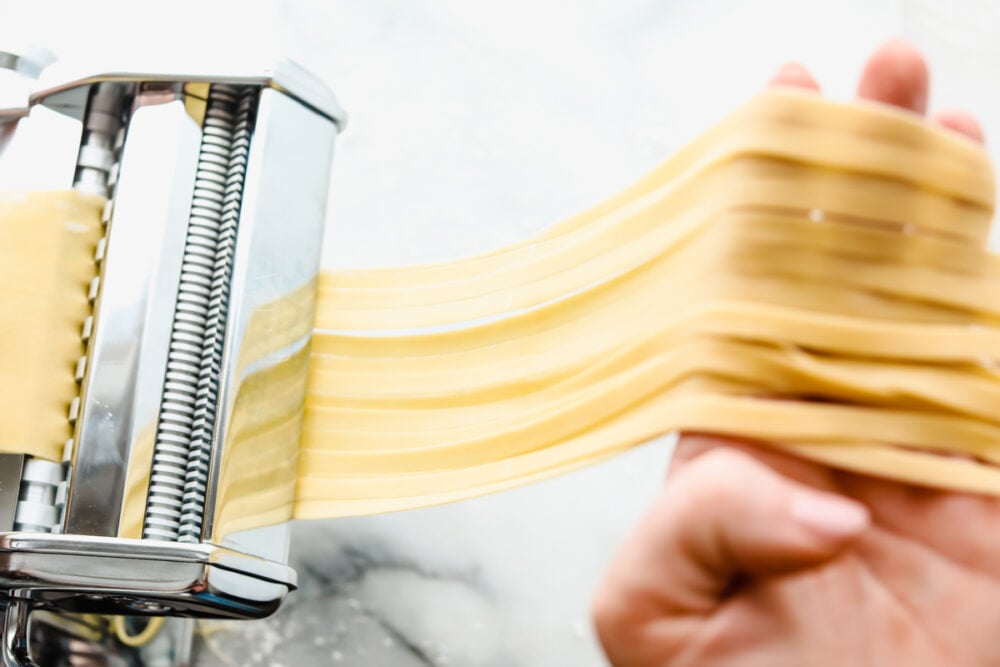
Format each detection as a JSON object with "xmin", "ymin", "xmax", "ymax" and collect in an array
[{"xmin": 592, "ymin": 40, "xmax": 1000, "ymax": 667}]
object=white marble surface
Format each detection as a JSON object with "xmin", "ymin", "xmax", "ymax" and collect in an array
[{"xmin": 7, "ymin": 1, "xmax": 1000, "ymax": 665}]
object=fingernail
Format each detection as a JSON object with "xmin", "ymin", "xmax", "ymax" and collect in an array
[{"xmin": 790, "ymin": 491, "xmax": 869, "ymax": 540}]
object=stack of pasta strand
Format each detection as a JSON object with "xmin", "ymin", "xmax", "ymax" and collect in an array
[
  {"xmin": 3, "ymin": 89, "xmax": 999, "ymax": 530},
  {"xmin": 299, "ymin": 89, "xmax": 1000, "ymax": 518}
]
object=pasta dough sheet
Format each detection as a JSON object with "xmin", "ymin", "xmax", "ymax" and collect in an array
[
  {"xmin": 3, "ymin": 89, "xmax": 1000, "ymax": 530},
  {"xmin": 0, "ymin": 190, "xmax": 103, "ymax": 462}
]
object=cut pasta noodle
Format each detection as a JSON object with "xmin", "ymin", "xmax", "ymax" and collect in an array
[{"xmin": 2, "ymin": 89, "xmax": 999, "ymax": 530}]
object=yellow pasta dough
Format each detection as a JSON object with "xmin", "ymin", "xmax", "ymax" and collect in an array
[
  {"xmin": 3, "ymin": 89, "xmax": 1000, "ymax": 529},
  {"xmin": 0, "ymin": 190, "xmax": 103, "ymax": 462}
]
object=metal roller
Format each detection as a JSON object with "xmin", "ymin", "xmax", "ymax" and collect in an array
[{"xmin": 145, "ymin": 84, "xmax": 258, "ymax": 543}]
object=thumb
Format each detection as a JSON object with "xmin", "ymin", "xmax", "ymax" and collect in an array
[{"xmin": 593, "ymin": 446, "xmax": 869, "ymax": 656}]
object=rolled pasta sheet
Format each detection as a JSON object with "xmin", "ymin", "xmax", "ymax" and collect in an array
[{"xmin": 0, "ymin": 190, "xmax": 102, "ymax": 462}]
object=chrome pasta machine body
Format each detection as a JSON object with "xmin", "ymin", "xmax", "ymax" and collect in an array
[{"xmin": 0, "ymin": 47, "xmax": 344, "ymax": 666}]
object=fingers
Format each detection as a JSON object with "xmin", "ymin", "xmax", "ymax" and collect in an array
[
  {"xmin": 593, "ymin": 449, "xmax": 868, "ymax": 662},
  {"xmin": 670, "ymin": 433, "xmax": 842, "ymax": 493},
  {"xmin": 855, "ymin": 39, "xmax": 983, "ymax": 143},
  {"xmin": 932, "ymin": 110, "xmax": 985, "ymax": 144},
  {"xmin": 768, "ymin": 62, "xmax": 820, "ymax": 92},
  {"xmin": 765, "ymin": 40, "xmax": 984, "ymax": 144},
  {"xmin": 837, "ymin": 475, "xmax": 1000, "ymax": 577},
  {"xmin": 856, "ymin": 38, "xmax": 928, "ymax": 114}
]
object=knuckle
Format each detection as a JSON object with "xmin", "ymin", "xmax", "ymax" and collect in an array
[
  {"xmin": 591, "ymin": 583, "xmax": 634, "ymax": 652},
  {"xmin": 674, "ymin": 447, "xmax": 759, "ymax": 509}
]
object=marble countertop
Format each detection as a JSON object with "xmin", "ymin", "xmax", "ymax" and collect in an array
[{"xmin": 8, "ymin": 0, "xmax": 1000, "ymax": 664}]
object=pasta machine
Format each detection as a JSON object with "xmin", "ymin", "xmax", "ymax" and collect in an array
[{"xmin": 0, "ymin": 44, "xmax": 344, "ymax": 666}]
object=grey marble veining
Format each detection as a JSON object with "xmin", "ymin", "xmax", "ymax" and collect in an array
[{"xmin": 194, "ymin": 446, "xmax": 667, "ymax": 666}]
